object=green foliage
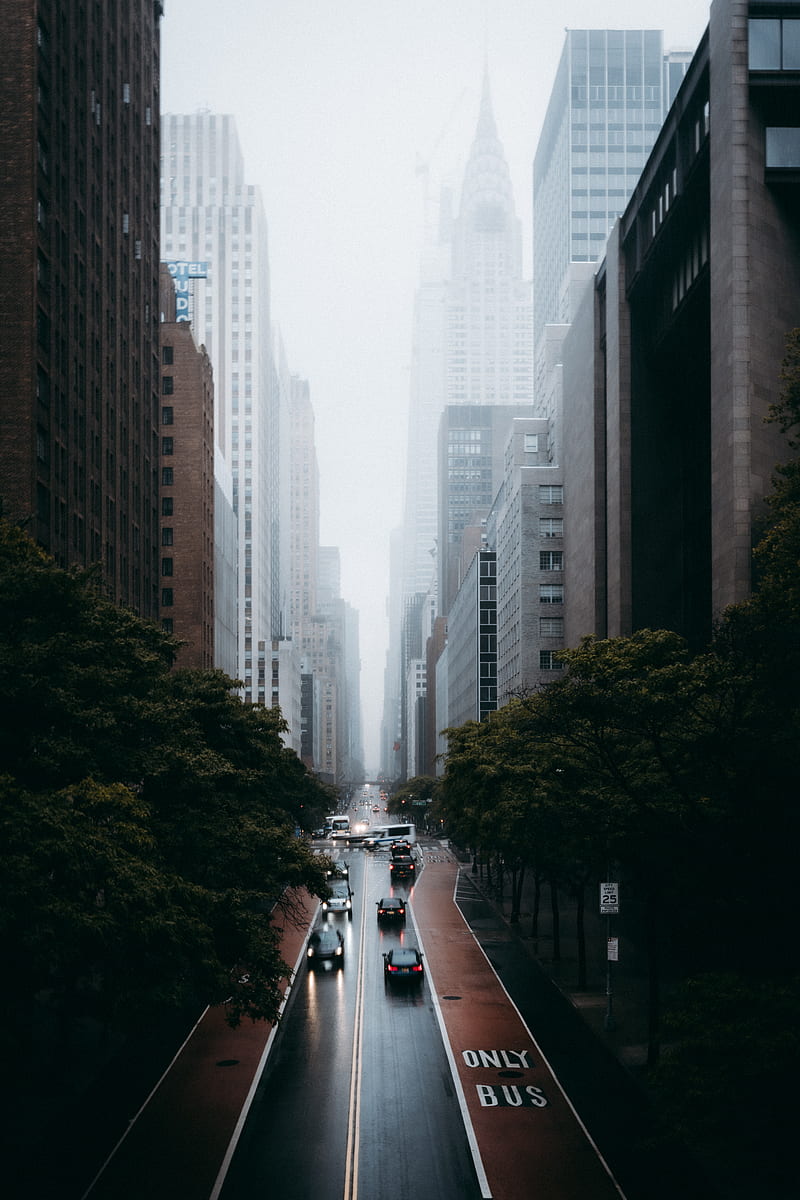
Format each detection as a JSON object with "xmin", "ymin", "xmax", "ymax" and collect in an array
[
  {"xmin": 387, "ymin": 775, "xmax": 437, "ymax": 825},
  {"xmin": 0, "ymin": 518, "xmax": 332, "ymax": 1057},
  {"xmin": 650, "ymin": 973, "xmax": 800, "ymax": 1192}
]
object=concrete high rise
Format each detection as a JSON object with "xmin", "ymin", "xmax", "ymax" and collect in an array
[
  {"xmin": 0, "ymin": 2, "xmax": 163, "ymax": 615},
  {"xmin": 160, "ymin": 113, "xmax": 280, "ymax": 701},
  {"xmin": 562, "ymin": 0, "xmax": 800, "ymax": 652}
]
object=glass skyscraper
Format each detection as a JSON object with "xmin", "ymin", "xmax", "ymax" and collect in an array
[{"xmin": 533, "ymin": 30, "xmax": 688, "ymax": 351}]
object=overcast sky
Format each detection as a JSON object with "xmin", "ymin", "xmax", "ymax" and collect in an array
[{"xmin": 160, "ymin": 0, "xmax": 711, "ymax": 773}]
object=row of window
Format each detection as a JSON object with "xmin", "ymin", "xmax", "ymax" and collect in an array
[{"xmin": 749, "ymin": 18, "xmax": 800, "ymax": 70}]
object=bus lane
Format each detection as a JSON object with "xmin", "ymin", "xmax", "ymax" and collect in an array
[{"xmin": 412, "ymin": 854, "xmax": 625, "ymax": 1200}]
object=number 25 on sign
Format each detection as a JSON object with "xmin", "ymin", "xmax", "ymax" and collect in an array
[{"xmin": 600, "ymin": 881, "xmax": 619, "ymax": 914}]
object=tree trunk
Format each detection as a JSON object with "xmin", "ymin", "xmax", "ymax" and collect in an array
[
  {"xmin": 550, "ymin": 878, "xmax": 561, "ymax": 961},
  {"xmin": 575, "ymin": 882, "xmax": 586, "ymax": 988},
  {"xmin": 510, "ymin": 863, "xmax": 525, "ymax": 924},
  {"xmin": 530, "ymin": 872, "xmax": 541, "ymax": 939},
  {"xmin": 645, "ymin": 887, "xmax": 661, "ymax": 1068}
]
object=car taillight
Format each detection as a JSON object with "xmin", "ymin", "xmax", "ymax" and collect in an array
[{"xmin": 412, "ymin": 963, "xmax": 422, "ymax": 972}]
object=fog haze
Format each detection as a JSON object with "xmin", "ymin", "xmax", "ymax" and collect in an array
[{"xmin": 160, "ymin": 0, "xmax": 711, "ymax": 771}]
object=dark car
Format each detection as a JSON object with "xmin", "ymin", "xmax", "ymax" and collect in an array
[
  {"xmin": 383, "ymin": 946, "xmax": 424, "ymax": 983},
  {"xmin": 376, "ymin": 896, "xmax": 406, "ymax": 923},
  {"xmin": 307, "ymin": 926, "xmax": 345, "ymax": 968},
  {"xmin": 389, "ymin": 854, "xmax": 416, "ymax": 879},
  {"xmin": 390, "ymin": 841, "xmax": 412, "ymax": 856},
  {"xmin": 322, "ymin": 880, "xmax": 354, "ymax": 918},
  {"xmin": 326, "ymin": 860, "xmax": 350, "ymax": 881}
]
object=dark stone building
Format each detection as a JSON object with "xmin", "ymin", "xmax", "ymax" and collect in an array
[
  {"xmin": 0, "ymin": 2, "xmax": 163, "ymax": 616},
  {"xmin": 563, "ymin": 0, "xmax": 800, "ymax": 650}
]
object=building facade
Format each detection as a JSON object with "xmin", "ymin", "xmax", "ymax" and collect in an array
[
  {"xmin": 158, "ymin": 268, "xmax": 215, "ymax": 668},
  {"xmin": 446, "ymin": 549, "xmax": 497, "ymax": 729},
  {"xmin": 563, "ymin": 0, "xmax": 800, "ymax": 652},
  {"xmin": 533, "ymin": 30, "xmax": 689, "ymax": 390},
  {"xmin": 402, "ymin": 74, "xmax": 533, "ymax": 614},
  {"xmin": 160, "ymin": 113, "xmax": 281, "ymax": 698},
  {"xmin": 488, "ymin": 418, "xmax": 565, "ymax": 702},
  {"xmin": 1, "ymin": 1, "xmax": 163, "ymax": 615}
]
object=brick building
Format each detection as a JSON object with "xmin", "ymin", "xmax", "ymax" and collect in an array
[{"xmin": 158, "ymin": 268, "xmax": 214, "ymax": 669}]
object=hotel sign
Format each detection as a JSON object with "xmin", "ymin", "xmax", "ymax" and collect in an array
[{"xmin": 165, "ymin": 260, "xmax": 208, "ymax": 322}]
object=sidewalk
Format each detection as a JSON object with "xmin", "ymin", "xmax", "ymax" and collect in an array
[{"xmin": 453, "ymin": 850, "xmax": 652, "ymax": 1073}]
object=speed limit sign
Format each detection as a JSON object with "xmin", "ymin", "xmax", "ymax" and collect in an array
[{"xmin": 600, "ymin": 882, "xmax": 619, "ymax": 914}]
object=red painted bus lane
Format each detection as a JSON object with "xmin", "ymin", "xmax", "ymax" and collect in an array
[{"xmin": 413, "ymin": 855, "xmax": 625, "ymax": 1200}]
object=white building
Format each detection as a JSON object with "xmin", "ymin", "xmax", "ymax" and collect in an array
[
  {"xmin": 161, "ymin": 113, "xmax": 281, "ymax": 702},
  {"xmin": 401, "ymin": 71, "xmax": 533, "ymax": 617}
]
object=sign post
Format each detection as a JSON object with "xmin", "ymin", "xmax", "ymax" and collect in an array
[{"xmin": 600, "ymin": 881, "xmax": 619, "ymax": 1031}]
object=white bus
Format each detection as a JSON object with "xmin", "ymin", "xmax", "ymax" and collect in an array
[
  {"xmin": 325, "ymin": 815, "xmax": 351, "ymax": 838},
  {"xmin": 363, "ymin": 822, "xmax": 417, "ymax": 849}
]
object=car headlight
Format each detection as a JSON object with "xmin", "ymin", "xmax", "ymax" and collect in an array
[
  {"xmin": 335, "ymin": 946, "xmax": 343, "ymax": 956},
  {"xmin": 307, "ymin": 947, "xmax": 315, "ymax": 957},
  {"xmin": 345, "ymin": 900, "xmax": 351, "ymax": 909}
]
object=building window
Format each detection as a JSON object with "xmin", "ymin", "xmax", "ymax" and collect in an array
[
  {"xmin": 539, "ymin": 551, "xmax": 563, "ymax": 571},
  {"xmin": 161, "ymin": 406, "xmax": 174, "ymax": 425},
  {"xmin": 539, "ymin": 518, "xmax": 563, "ymax": 538},
  {"xmin": 162, "ymin": 344, "xmax": 174, "ymax": 365},
  {"xmin": 161, "ymin": 557, "xmax": 173, "ymax": 576},
  {"xmin": 524, "ymin": 433, "xmax": 539, "ymax": 452},
  {"xmin": 539, "ymin": 651, "xmax": 563, "ymax": 671},
  {"xmin": 539, "ymin": 485, "xmax": 563, "ymax": 504},
  {"xmin": 161, "ymin": 588, "xmax": 174, "ymax": 606},
  {"xmin": 162, "ymin": 528, "xmax": 173, "ymax": 546},
  {"xmin": 749, "ymin": 19, "xmax": 800, "ymax": 70},
  {"xmin": 540, "ymin": 617, "xmax": 564, "ymax": 637},
  {"xmin": 162, "ymin": 497, "xmax": 173, "ymax": 516},
  {"xmin": 161, "ymin": 618, "xmax": 174, "ymax": 633},
  {"xmin": 765, "ymin": 127, "xmax": 800, "ymax": 169},
  {"xmin": 162, "ymin": 437, "xmax": 174, "ymax": 455},
  {"xmin": 162, "ymin": 375, "xmax": 174, "ymax": 394},
  {"xmin": 539, "ymin": 585, "xmax": 564, "ymax": 604},
  {"xmin": 162, "ymin": 466, "xmax": 174, "ymax": 485}
]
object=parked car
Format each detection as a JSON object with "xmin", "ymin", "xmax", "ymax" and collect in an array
[
  {"xmin": 389, "ymin": 855, "xmax": 416, "ymax": 879},
  {"xmin": 322, "ymin": 880, "xmax": 354, "ymax": 918},
  {"xmin": 307, "ymin": 926, "xmax": 345, "ymax": 969},
  {"xmin": 383, "ymin": 946, "xmax": 424, "ymax": 984},
  {"xmin": 376, "ymin": 897, "xmax": 406, "ymax": 923}
]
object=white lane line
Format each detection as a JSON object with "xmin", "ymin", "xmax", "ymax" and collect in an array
[
  {"xmin": 80, "ymin": 1005, "xmax": 211, "ymax": 1199},
  {"xmin": 208, "ymin": 912, "xmax": 319, "ymax": 1200},
  {"xmin": 452, "ymin": 869, "xmax": 628, "ymax": 1200},
  {"xmin": 410, "ymin": 861, "xmax": 493, "ymax": 1200},
  {"xmin": 344, "ymin": 879, "xmax": 368, "ymax": 1200}
]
